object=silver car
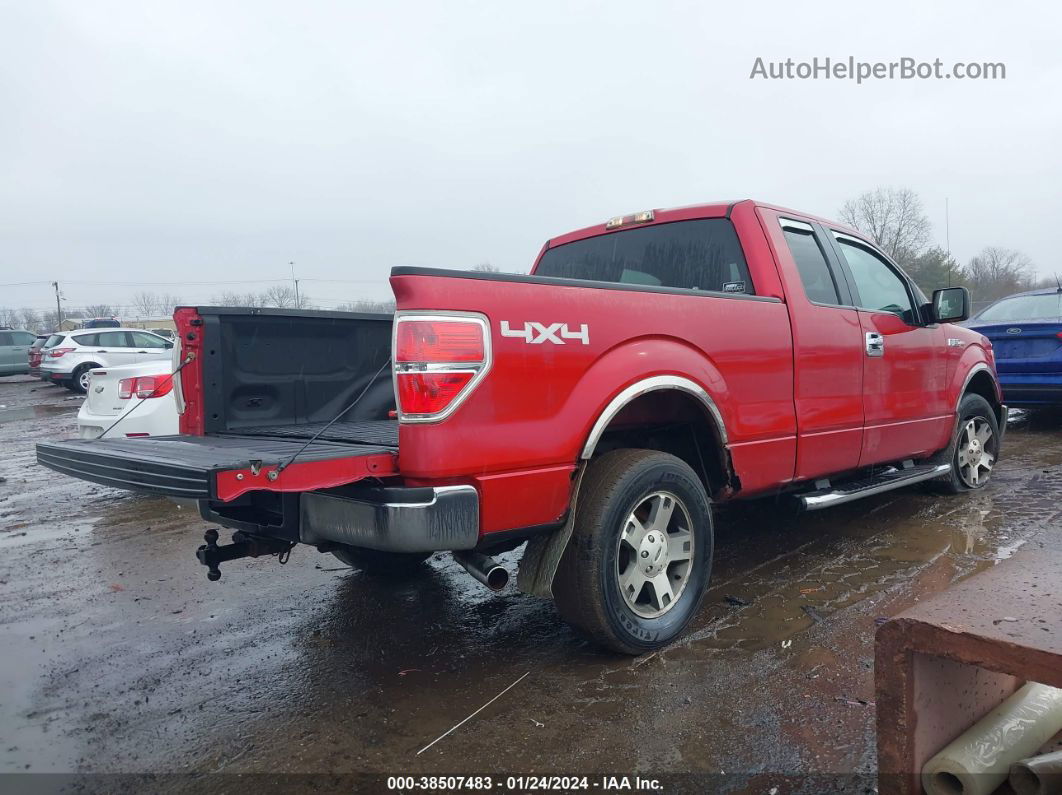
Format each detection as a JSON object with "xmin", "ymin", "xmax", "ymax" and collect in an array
[
  {"xmin": 40, "ymin": 328, "xmax": 174, "ymax": 393},
  {"xmin": 0, "ymin": 329, "xmax": 36, "ymax": 376}
]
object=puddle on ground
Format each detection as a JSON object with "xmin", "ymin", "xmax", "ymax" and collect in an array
[
  {"xmin": 668, "ymin": 467, "xmax": 1051, "ymax": 657},
  {"xmin": 0, "ymin": 404, "xmax": 75, "ymax": 423}
]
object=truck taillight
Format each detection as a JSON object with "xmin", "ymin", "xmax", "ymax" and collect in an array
[
  {"xmin": 118, "ymin": 375, "xmax": 174, "ymax": 400},
  {"xmin": 393, "ymin": 313, "xmax": 490, "ymax": 422}
]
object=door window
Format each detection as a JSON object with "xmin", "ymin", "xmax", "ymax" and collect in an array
[
  {"xmin": 72, "ymin": 333, "xmax": 99, "ymax": 347},
  {"xmin": 835, "ymin": 238, "xmax": 916, "ymax": 322},
  {"xmin": 0, "ymin": 332, "xmax": 12, "ymax": 346},
  {"xmin": 781, "ymin": 221, "xmax": 842, "ymax": 305},
  {"xmin": 97, "ymin": 331, "xmax": 132, "ymax": 348},
  {"xmin": 131, "ymin": 331, "xmax": 168, "ymax": 348}
]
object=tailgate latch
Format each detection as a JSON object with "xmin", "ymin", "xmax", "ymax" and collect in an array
[{"xmin": 196, "ymin": 528, "xmax": 295, "ymax": 581}]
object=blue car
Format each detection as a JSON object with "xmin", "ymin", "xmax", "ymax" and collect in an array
[{"xmin": 966, "ymin": 288, "xmax": 1062, "ymax": 406}]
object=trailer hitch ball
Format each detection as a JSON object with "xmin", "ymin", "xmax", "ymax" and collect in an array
[{"xmin": 198, "ymin": 529, "xmax": 223, "ymax": 581}]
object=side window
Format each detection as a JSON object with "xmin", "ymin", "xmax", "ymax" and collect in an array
[
  {"xmin": 73, "ymin": 333, "xmax": 99, "ymax": 347},
  {"xmin": 97, "ymin": 331, "xmax": 130, "ymax": 347},
  {"xmin": 780, "ymin": 221, "xmax": 841, "ymax": 305},
  {"xmin": 835, "ymin": 238, "xmax": 915, "ymax": 321},
  {"xmin": 534, "ymin": 219, "xmax": 755, "ymax": 294},
  {"xmin": 131, "ymin": 331, "xmax": 167, "ymax": 348},
  {"xmin": 15, "ymin": 332, "xmax": 35, "ymax": 345},
  {"xmin": 0, "ymin": 332, "xmax": 12, "ymax": 346}
]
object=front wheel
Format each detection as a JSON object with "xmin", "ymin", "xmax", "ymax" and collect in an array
[
  {"xmin": 932, "ymin": 393, "xmax": 1001, "ymax": 493},
  {"xmin": 552, "ymin": 449, "xmax": 714, "ymax": 655}
]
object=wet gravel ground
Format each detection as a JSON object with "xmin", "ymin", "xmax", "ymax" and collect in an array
[{"xmin": 1, "ymin": 374, "xmax": 1061, "ymax": 792}]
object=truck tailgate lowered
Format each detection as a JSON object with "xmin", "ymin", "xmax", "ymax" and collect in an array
[{"xmin": 37, "ymin": 429, "xmax": 398, "ymax": 501}]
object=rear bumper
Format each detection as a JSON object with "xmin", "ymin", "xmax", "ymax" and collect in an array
[
  {"xmin": 299, "ymin": 485, "xmax": 480, "ymax": 552},
  {"xmin": 998, "ymin": 375, "xmax": 1062, "ymax": 406}
]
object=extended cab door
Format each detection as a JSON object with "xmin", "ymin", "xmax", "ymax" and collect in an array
[
  {"xmin": 826, "ymin": 233, "xmax": 951, "ymax": 466},
  {"xmin": 761, "ymin": 212, "xmax": 865, "ymax": 480}
]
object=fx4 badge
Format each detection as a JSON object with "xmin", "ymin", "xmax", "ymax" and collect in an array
[{"xmin": 500, "ymin": 321, "xmax": 590, "ymax": 345}]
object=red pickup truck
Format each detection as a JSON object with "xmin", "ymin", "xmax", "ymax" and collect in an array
[{"xmin": 38, "ymin": 199, "xmax": 1005, "ymax": 653}]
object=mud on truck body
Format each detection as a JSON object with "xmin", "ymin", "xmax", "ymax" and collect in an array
[{"xmin": 37, "ymin": 199, "xmax": 1005, "ymax": 654}]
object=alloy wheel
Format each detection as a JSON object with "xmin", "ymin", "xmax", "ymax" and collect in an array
[
  {"xmin": 956, "ymin": 417, "xmax": 995, "ymax": 488},
  {"xmin": 615, "ymin": 491, "xmax": 694, "ymax": 618}
]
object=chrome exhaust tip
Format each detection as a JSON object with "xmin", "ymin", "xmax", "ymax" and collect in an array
[{"xmin": 453, "ymin": 551, "xmax": 509, "ymax": 591}]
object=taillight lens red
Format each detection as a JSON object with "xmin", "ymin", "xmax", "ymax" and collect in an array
[
  {"xmin": 395, "ymin": 320, "xmax": 485, "ymax": 363},
  {"xmin": 118, "ymin": 375, "xmax": 173, "ymax": 400},
  {"xmin": 47, "ymin": 347, "xmax": 75, "ymax": 358},
  {"xmin": 396, "ymin": 372, "xmax": 475, "ymax": 415},
  {"xmin": 393, "ymin": 315, "xmax": 488, "ymax": 420}
]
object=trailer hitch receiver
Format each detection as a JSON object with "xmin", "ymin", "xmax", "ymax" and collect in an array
[{"xmin": 196, "ymin": 528, "xmax": 295, "ymax": 581}]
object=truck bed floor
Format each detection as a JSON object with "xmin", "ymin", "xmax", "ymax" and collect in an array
[{"xmin": 229, "ymin": 419, "xmax": 398, "ymax": 448}]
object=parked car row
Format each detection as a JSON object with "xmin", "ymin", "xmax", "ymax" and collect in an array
[{"xmin": 38, "ymin": 328, "xmax": 174, "ymax": 392}]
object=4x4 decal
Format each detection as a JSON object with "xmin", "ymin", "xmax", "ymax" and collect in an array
[{"xmin": 499, "ymin": 321, "xmax": 590, "ymax": 345}]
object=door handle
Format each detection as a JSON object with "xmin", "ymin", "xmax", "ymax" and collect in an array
[
  {"xmin": 865, "ymin": 332, "xmax": 885, "ymax": 357},
  {"xmin": 96, "ymin": 349, "xmax": 108, "ymax": 353},
  {"xmin": 136, "ymin": 350, "xmax": 147, "ymax": 353}
]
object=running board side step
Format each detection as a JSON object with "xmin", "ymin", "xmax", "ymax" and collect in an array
[{"xmin": 798, "ymin": 463, "xmax": 952, "ymax": 511}]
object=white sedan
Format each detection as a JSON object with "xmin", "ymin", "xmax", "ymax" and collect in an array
[{"xmin": 77, "ymin": 360, "xmax": 179, "ymax": 439}]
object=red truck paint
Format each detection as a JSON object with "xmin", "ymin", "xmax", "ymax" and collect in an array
[{"xmin": 173, "ymin": 199, "xmax": 999, "ymax": 540}]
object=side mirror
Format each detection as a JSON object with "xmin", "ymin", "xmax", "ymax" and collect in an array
[{"xmin": 931, "ymin": 287, "xmax": 970, "ymax": 323}]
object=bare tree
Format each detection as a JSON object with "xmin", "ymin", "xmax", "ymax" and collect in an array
[
  {"xmin": 839, "ymin": 187, "xmax": 932, "ymax": 266},
  {"xmin": 156, "ymin": 294, "xmax": 184, "ymax": 316},
  {"xmin": 471, "ymin": 263, "xmax": 500, "ymax": 273},
  {"xmin": 85, "ymin": 304, "xmax": 116, "ymax": 318},
  {"xmin": 40, "ymin": 310, "xmax": 60, "ymax": 333},
  {"xmin": 964, "ymin": 247, "xmax": 1036, "ymax": 303},
  {"xmin": 336, "ymin": 299, "xmax": 396, "ymax": 313},
  {"xmin": 0, "ymin": 307, "xmax": 17, "ymax": 328},
  {"xmin": 131, "ymin": 291, "xmax": 160, "ymax": 317},
  {"xmin": 19, "ymin": 308, "xmax": 41, "ymax": 332},
  {"xmin": 261, "ymin": 285, "xmax": 297, "ymax": 308}
]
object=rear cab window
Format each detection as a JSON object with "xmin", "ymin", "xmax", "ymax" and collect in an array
[
  {"xmin": 534, "ymin": 219, "xmax": 755, "ymax": 295},
  {"xmin": 779, "ymin": 219, "xmax": 843, "ymax": 305}
]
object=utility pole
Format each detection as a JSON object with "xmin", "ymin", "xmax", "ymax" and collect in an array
[
  {"xmin": 52, "ymin": 281, "xmax": 63, "ymax": 329},
  {"xmin": 945, "ymin": 198, "xmax": 951, "ymax": 287},
  {"xmin": 289, "ymin": 261, "xmax": 300, "ymax": 309}
]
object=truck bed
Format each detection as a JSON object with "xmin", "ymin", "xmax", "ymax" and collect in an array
[{"xmin": 37, "ymin": 420, "xmax": 399, "ymax": 500}]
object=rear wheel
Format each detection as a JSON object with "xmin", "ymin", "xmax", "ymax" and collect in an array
[
  {"xmin": 70, "ymin": 363, "xmax": 98, "ymax": 394},
  {"xmin": 931, "ymin": 393, "xmax": 1000, "ymax": 493},
  {"xmin": 330, "ymin": 545, "xmax": 431, "ymax": 576},
  {"xmin": 553, "ymin": 449, "xmax": 713, "ymax": 655}
]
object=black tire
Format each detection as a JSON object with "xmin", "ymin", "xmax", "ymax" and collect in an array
[
  {"xmin": 330, "ymin": 545, "xmax": 431, "ymax": 576},
  {"xmin": 69, "ymin": 363, "xmax": 99, "ymax": 394},
  {"xmin": 930, "ymin": 393, "xmax": 1001, "ymax": 494},
  {"xmin": 553, "ymin": 449, "xmax": 714, "ymax": 655}
]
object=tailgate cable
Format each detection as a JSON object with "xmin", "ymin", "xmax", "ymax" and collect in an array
[
  {"xmin": 268, "ymin": 357, "xmax": 392, "ymax": 481},
  {"xmin": 96, "ymin": 353, "xmax": 196, "ymax": 440}
]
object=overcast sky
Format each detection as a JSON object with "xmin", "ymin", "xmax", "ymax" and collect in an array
[{"xmin": 1, "ymin": 0, "xmax": 1059, "ymax": 313}]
